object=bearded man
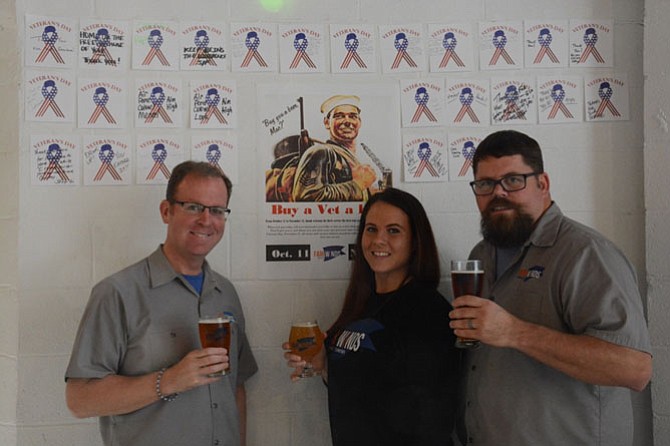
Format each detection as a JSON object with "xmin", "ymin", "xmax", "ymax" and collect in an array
[{"xmin": 449, "ymin": 129, "xmax": 652, "ymax": 446}]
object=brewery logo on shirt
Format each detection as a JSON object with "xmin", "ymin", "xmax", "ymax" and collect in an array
[
  {"xmin": 329, "ymin": 318, "xmax": 383, "ymax": 358},
  {"xmin": 517, "ymin": 265, "xmax": 544, "ymax": 281}
]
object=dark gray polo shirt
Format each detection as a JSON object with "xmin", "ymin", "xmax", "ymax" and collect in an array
[
  {"xmin": 66, "ymin": 246, "xmax": 258, "ymax": 446},
  {"xmin": 461, "ymin": 203, "xmax": 651, "ymax": 446}
]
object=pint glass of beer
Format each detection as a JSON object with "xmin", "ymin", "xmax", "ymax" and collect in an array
[
  {"xmin": 451, "ymin": 260, "xmax": 484, "ymax": 349},
  {"xmin": 289, "ymin": 320, "xmax": 323, "ymax": 378},
  {"xmin": 198, "ymin": 315, "xmax": 232, "ymax": 377}
]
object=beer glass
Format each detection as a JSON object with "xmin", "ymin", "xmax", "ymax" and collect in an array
[
  {"xmin": 451, "ymin": 260, "xmax": 484, "ymax": 349},
  {"xmin": 198, "ymin": 315, "xmax": 232, "ymax": 377},
  {"xmin": 288, "ymin": 320, "xmax": 324, "ymax": 378}
]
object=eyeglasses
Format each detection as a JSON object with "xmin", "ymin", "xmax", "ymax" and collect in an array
[
  {"xmin": 171, "ymin": 200, "xmax": 231, "ymax": 219},
  {"xmin": 469, "ymin": 172, "xmax": 539, "ymax": 196}
]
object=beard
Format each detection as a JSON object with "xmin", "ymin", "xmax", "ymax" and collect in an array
[{"xmin": 480, "ymin": 198, "xmax": 535, "ymax": 248}]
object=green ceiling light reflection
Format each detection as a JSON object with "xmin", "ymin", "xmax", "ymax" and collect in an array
[{"xmin": 260, "ymin": 0, "xmax": 284, "ymax": 12}]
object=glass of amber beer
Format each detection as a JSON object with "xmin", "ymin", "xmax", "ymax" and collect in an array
[
  {"xmin": 199, "ymin": 315, "xmax": 232, "ymax": 377},
  {"xmin": 451, "ymin": 260, "xmax": 484, "ymax": 349},
  {"xmin": 289, "ymin": 320, "xmax": 324, "ymax": 378}
]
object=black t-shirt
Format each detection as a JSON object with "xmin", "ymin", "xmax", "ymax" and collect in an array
[{"xmin": 326, "ymin": 280, "xmax": 460, "ymax": 446}]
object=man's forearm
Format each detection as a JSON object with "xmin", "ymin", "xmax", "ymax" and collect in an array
[
  {"xmin": 510, "ymin": 319, "xmax": 652, "ymax": 391},
  {"xmin": 66, "ymin": 373, "xmax": 162, "ymax": 418}
]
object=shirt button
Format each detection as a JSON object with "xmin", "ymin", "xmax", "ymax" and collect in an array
[
  {"xmin": 466, "ymin": 400, "xmax": 472, "ymax": 407},
  {"xmin": 471, "ymin": 365, "xmax": 476, "ymax": 371},
  {"xmin": 468, "ymin": 436, "xmax": 474, "ymax": 444},
  {"xmin": 212, "ymin": 403, "xmax": 218, "ymax": 409},
  {"xmin": 214, "ymin": 440, "xmax": 220, "ymax": 445}
]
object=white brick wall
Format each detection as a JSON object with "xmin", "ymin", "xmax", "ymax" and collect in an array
[
  {"xmin": 645, "ymin": 0, "xmax": 670, "ymax": 444},
  {"xmin": 2, "ymin": 0, "xmax": 660, "ymax": 445}
]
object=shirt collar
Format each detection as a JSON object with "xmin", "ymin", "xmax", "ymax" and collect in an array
[
  {"xmin": 147, "ymin": 245, "xmax": 220, "ymax": 293},
  {"xmin": 526, "ymin": 202, "xmax": 564, "ymax": 248}
]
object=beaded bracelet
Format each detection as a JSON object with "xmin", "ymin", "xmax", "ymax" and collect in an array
[{"xmin": 155, "ymin": 368, "xmax": 179, "ymax": 402}]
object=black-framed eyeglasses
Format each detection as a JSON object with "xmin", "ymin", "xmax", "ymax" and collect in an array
[
  {"xmin": 469, "ymin": 172, "xmax": 539, "ymax": 196},
  {"xmin": 171, "ymin": 200, "xmax": 231, "ymax": 219}
]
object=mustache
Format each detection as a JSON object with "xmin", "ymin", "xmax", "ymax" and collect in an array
[{"xmin": 484, "ymin": 198, "xmax": 519, "ymax": 215}]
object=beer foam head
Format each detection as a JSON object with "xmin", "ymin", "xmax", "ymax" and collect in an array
[
  {"xmin": 199, "ymin": 316, "xmax": 230, "ymax": 323},
  {"xmin": 292, "ymin": 321, "xmax": 318, "ymax": 327}
]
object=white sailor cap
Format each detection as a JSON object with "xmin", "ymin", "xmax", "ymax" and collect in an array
[{"xmin": 320, "ymin": 95, "xmax": 361, "ymax": 115}]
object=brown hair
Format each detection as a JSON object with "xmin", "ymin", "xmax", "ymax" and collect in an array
[
  {"xmin": 472, "ymin": 130, "xmax": 544, "ymax": 176},
  {"xmin": 329, "ymin": 188, "xmax": 440, "ymax": 331},
  {"xmin": 166, "ymin": 161, "xmax": 233, "ymax": 203}
]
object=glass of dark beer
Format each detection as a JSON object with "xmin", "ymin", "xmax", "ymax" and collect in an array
[
  {"xmin": 451, "ymin": 260, "xmax": 484, "ymax": 349},
  {"xmin": 289, "ymin": 320, "xmax": 324, "ymax": 378},
  {"xmin": 198, "ymin": 315, "xmax": 232, "ymax": 377}
]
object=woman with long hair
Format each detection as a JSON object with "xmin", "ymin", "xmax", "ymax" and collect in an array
[{"xmin": 285, "ymin": 188, "xmax": 459, "ymax": 445}]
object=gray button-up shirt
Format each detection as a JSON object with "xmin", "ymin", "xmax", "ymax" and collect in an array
[
  {"xmin": 461, "ymin": 203, "xmax": 651, "ymax": 446},
  {"xmin": 66, "ymin": 246, "xmax": 258, "ymax": 446}
]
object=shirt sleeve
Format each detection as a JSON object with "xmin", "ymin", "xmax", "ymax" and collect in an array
[
  {"xmin": 235, "ymin": 328, "xmax": 259, "ymax": 386},
  {"xmin": 64, "ymin": 279, "xmax": 128, "ymax": 380},
  {"xmin": 560, "ymin": 237, "xmax": 651, "ymax": 353}
]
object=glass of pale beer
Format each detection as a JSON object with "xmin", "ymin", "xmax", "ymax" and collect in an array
[
  {"xmin": 198, "ymin": 315, "xmax": 232, "ymax": 377},
  {"xmin": 289, "ymin": 320, "xmax": 324, "ymax": 378},
  {"xmin": 451, "ymin": 260, "xmax": 484, "ymax": 349}
]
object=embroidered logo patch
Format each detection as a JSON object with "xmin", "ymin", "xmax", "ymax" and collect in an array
[{"xmin": 517, "ymin": 265, "xmax": 545, "ymax": 281}]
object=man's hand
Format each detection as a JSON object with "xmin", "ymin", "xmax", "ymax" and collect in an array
[
  {"xmin": 352, "ymin": 163, "xmax": 377, "ymax": 190},
  {"xmin": 160, "ymin": 348, "xmax": 229, "ymax": 395},
  {"xmin": 449, "ymin": 295, "xmax": 519, "ymax": 347}
]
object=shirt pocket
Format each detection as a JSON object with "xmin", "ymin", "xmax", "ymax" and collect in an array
[{"xmin": 144, "ymin": 324, "xmax": 197, "ymax": 370}]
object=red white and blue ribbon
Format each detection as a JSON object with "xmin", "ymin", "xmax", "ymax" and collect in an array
[
  {"xmin": 191, "ymin": 30, "xmax": 217, "ymax": 66},
  {"xmin": 414, "ymin": 142, "xmax": 439, "ymax": 177},
  {"xmin": 36, "ymin": 80, "xmax": 65, "ymax": 118},
  {"xmin": 594, "ymin": 82, "xmax": 621, "ymax": 118},
  {"xmin": 533, "ymin": 28, "xmax": 559, "ymax": 64},
  {"xmin": 145, "ymin": 87, "xmax": 173, "ymax": 123},
  {"xmin": 41, "ymin": 144, "xmax": 69, "ymax": 181},
  {"xmin": 201, "ymin": 88, "xmax": 228, "ymax": 124},
  {"xmin": 35, "ymin": 26, "xmax": 65, "ymax": 64},
  {"xmin": 578, "ymin": 28, "xmax": 605, "ymax": 63},
  {"xmin": 146, "ymin": 143, "xmax": 171, "ymax": 180},
  {"xmin": 289, "ymin": 33, "xmax": 316, "ymax": 69},
  {"xmin": 89, "ymin": 28, "xmax": 116, "ymax": 65},
  {"xmin": 547, "ymin": 84, "xmax": 573, "ymax": 119},
  {"xmin": 241, "ymin": 31, "xmax": 267, "ymax": 67},
  {"xmin": 391, "ymin": 33, "xmax": 417, "ymax": 69},
  {"xmin": 489, "ymin": 30, "xmax": 515, "ymax": 65},
  {"xmin": 94, "ymin": 144, "xmax": 123, "ymax": 181},
  {"xmin": 458, "ymin": 141, "xmax": 476, "ymax": 177},
  {"xmin": 142, "ymin": 29, "xmax": 170, "ymax": 66},
  {"xmin": 88, "ymin": 87, "xmax": 117, "ymax": 124},
  {"xmin": 454, "ymin": 87, "xmax": 480, "ymax": 123},
  {"xmin": 340, "ymin": 33, "xmax": 367, "ymax": 69},
  {"xmin": 411, "ymin": 87, "xmax": 438, "ymax": 123},
  {"xmin": 501, "ymin": 85, "xmax": 526, "ymax": 120},
  {"xmin": 206, "ymin": 144, "xmax": 224, "ymax": 173},
  {"xmin": 439, "ymin": 32, "xmax": 465, "ymax": 68}
]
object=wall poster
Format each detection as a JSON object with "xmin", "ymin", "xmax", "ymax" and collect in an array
[{"xmin": 257, "ymin": 82, "xmax": 401, "ymax": 279}]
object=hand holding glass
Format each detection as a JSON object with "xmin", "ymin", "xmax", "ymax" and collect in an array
[
  {"xmin": 451, "ymin": 260, "xmax": 484, "ymax": 349},
  {"xmin": 198, "ymin": 315, "xmax": 231, "ymax": 377},
  {"xmin": 288, "ymin": 321, "xmax": 323, "ymax": 378}
]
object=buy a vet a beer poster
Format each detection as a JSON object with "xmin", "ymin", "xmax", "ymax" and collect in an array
[{"xmin": 257, "ymin": 82, "xmax": 400, "ymax": 279}]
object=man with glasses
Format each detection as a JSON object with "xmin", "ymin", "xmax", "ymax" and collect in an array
[
  {"xmin": 65, "ymin": 161, "xmax": 257, "ymax": 446},
  {"xmin": 449, "ymin": 130, "xmax": 652, "ymax": 446}
]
